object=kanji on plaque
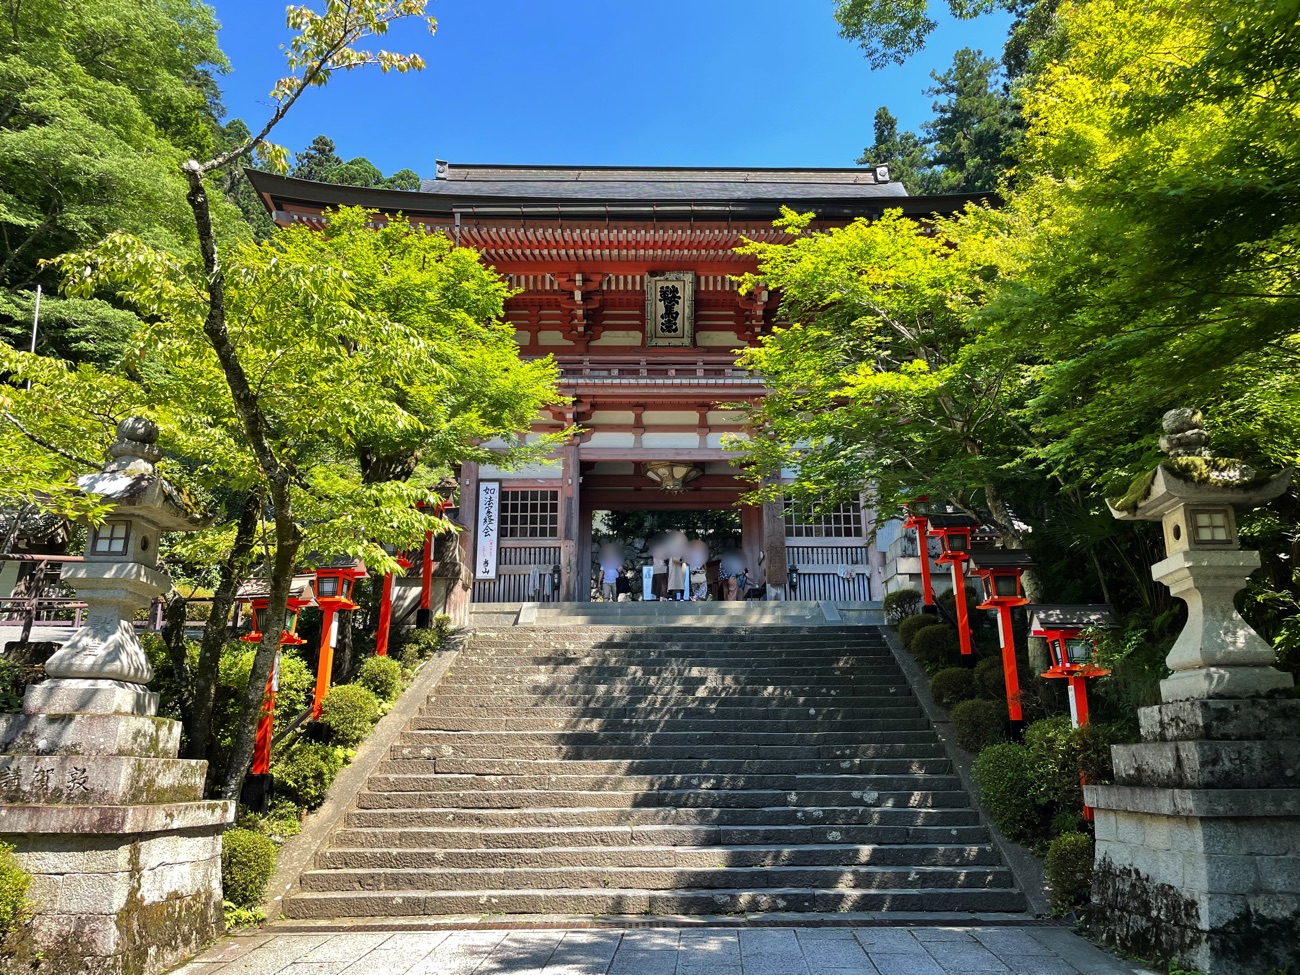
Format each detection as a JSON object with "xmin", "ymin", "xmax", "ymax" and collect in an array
[{"xmin": 475, "ymin": 481, "xmax": 501, "ymax": 580}]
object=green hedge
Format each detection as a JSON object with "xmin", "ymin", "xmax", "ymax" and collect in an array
[
  {"xmin": 356, "ymin": 656, "xmax": 403, "ymax": 703},
  {"xmin": 974, "ymin": 656, "xmax": 1006, "ymax": 699},
  {"xmin": 898, "ymin": 614, "xmax": 934, "ymax": 651},
  {"xmin": 0, "ymin": 843, "xmax": 31, "ymax": 940},
  {"xmin": 320, "ymin": 684, "xmax": 380, "ymax": 747},
  {"xmin": 1025, "ymin": 716, "xmax": 1083, "ymax": 812},
  {"xmin": 883, "ymin": 588, "xmax": 923, "ymax": 624},
  {"xmin": 270, "ymin": 742, "xmax": 345, "ymax": 810},
  {"xmin": 972, "ymin": 742, "xmax": 1047, "ymax": 843},
  {"xmin": 910, "ymin": 625, "xmax": 959, "ymax": 674},
  {"xmin": 1045, "ymin": 832, "xmax": 1095, "ymax": 914},
  {"xmin": 952, "ymin": 698, "xmax": 1009, "ymax": 752},
  {"xmin": 929, "ymin": 667, "xmax": 978, "ymax": 709},
  {"xmin": 220, "ymin": 828, "xmax": 277, "ymax": 909}
]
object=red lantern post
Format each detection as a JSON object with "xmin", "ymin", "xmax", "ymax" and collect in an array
[
  {"xmin": 903, "ymin": 499, "xmax": 936, "ymax": 610},
  {"xmin": 1029, "ymin": 604, "xmax": 1117, "ymax": 819},
  {"xmin": 310, "ymin": 560, "xmax": 367, "ymax": 719},
  {"xmin": 970, "ymin": 550, "xmax": 1036, "ymax": 738},
  {"xmin": 374, "ymin": 552, "xmax": 413, "ymax": 658},
  {"xmin": 414, "ymin": 498, "xmax": 451, "ymax": 629},
  {"xmin": 236, "ymin": 577, "xmax": 313, "ymax": 810},
  {"xmin": 928, "ymin": 514, "xmax": 980, "ymax": 660}
]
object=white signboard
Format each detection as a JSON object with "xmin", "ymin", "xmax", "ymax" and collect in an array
[{"xmin": 475, "ymin": 481, "xmax": 501, "ymax": 580}]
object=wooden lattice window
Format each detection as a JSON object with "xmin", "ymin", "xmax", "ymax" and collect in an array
[
  {"xmin": 784, "ymin": 500, "xmax": 864, "ymax": 538},
  {"xmin": 499, "ymin": 490, "xmax": 560, "ymax": 539}
]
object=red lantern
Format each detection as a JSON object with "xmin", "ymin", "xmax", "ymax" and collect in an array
[
  {"xmin": 1029, "ymin": 603, "xmax": 1117, "ymax": 820},
  {"xmin": 970, "ymin": 550, "xmax": 1036, "ymax": 736},
  {"xmin": 927, "ymin": 514, "xmax": 981, "ymax": 659},
  {"xmin": 310, "ymin": 559, "xmax": 368, "ymax": 719}
]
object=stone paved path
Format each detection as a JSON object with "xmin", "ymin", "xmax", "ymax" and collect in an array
[{"xmin": 173, "ymin": 925, "xmax": 1151, "ymax": 975}]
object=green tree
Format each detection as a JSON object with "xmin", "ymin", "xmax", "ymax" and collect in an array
[
  {"xmin": 292, "ymin": 134, "xmax": 344, "ymax": 181},
  {"xmin": 0, "ymin": 1, "xmax": 558, "ymax": 804},
  {"xmin": 922, "ymin": 48, "xmax": 1019, "ymax": 192},
  {"xmin": 858, "ymin": 107, "xmax": 940, "ymax": 195}
]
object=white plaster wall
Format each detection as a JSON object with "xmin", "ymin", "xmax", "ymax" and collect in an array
[
  {"xmin": 589, "ymin": 410, "xmax": 635, "ymax": 425},
  {"xmin": 697, "ymin": 332, "xmax": 742, "ymax": 349},
  {"xmin": 706, "ymin": 410, "xmax": 746, "ymax": 426},
  {"xmin": 585, "ymin": 432, "xmax": 637, "ymax": 448},
  {"xmin": 589, "ymin": 331, "xmax": 642, "ymax": 346},
  {"xmin": 537, "ymin": 333, "xmax": 574, "ymax": 346},
  {"xmin": 642, "ymin": 432, "xmax": 701, "ymax": 448},
  {"xmin": 642, "ymin": 410, "xmax": 700, "ymax": 426},
  {"xmin": 478, "ymin": 463, "xmax": 561, "ymax": 480}
]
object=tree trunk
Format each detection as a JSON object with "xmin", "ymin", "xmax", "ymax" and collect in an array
[
  {"xmin": 221, "ymin": 498, "xmax": 300, "ymax": 801},
  {"xmin": 333, "ymin": 608, "xmax": 353, "ymax": 683},
  {"xmin": 185, "ymin": 493, "xmax": 260, "ymax": 769},
  {"xmin": 160, "ymin": 592, "xmax": 192, "ymax": 717}
]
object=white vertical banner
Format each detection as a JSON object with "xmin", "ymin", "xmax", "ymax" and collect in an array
[{"xmin": 475, "ymin": 481, "xmax": 501, "ymax": 580}]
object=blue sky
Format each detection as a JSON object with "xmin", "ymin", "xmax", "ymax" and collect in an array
[{"xmin": 210, "ymin": 1, "xmax": 1012, "ymax": 176}]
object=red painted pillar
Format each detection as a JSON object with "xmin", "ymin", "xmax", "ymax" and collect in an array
[
  {"xmin": 417, "ymin": 531, "xmax": 433, "ymax": 629},
  {"xmin": 251, "ymin": 653, "xmax": 279, "ymax": 775},
  {"xmin": 375, "ymin": 571, "xmax": 396, "ymax": 657},
  {"xmin": 913, "ymin": 518, "xmax": 935, "ymax": 607},
  {"xmin": 311, "ymin": 605, "xmax": 338, "ymax": 719},
  {"xmin": 951, "ymin": 557, "xmax": 973, "ymax": 657},
  {"xmin": 996, "ymin": 603, "xmax": 1024, "ymax": 734}
]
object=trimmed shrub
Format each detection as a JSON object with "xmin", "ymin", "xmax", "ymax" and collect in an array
[
  {"xmin": 974, "ymin": 656, "xmax": 1006, "ymax": 699},
  {"xmin": 433, "ymin": 613, "xmax": 454, "ymax": 642},
  {"xmin": 1074, "ymin": 720, "xmax": 1127, "ymax": 786},
  {"xmin": 400, "ymin": 628, "xmax": 445, "ymax": 660},
  {"xmin": 0, "ymin": 842, "xmax": 31, "ymax": 939},
  {"xmin": 398, "ymin": 641, "xmax": 421, "ymax": 674},
  {"xmin": 220, "ymin": 828, "xmax": 277, "ymax": 909},
  {"xmin": 1025, "ymin": 716, "xmax": 1082, "ymax": 811},
  {"xmin": 270, "ymin": 742, "xmax": 345, "ymax": 810},
  {"xmin": 972, "ymin": 742, "xmax": 1046, "ymax": 843},
  {"xmin": 938, "ymin": 585, "xmax": 985, "ymax": 628},
  {"xmin": 930, "ymin": 667, "xmax": 978, "ymax": 710},
  {"xmin": 897, "ymin": 614, "xmax": 934, "ymax": 651},
  {"xmin": 319, "ymin": 684, "xmax": 380, "ymax": 747},
  {"xmin": 952, "ymin": 698, "xmax": 1009, "ymax": 752},
  {"xmin": 1045, "ymin": 832, "xmax": 1095, "ymax": 913},
  {"xmin": 357, "ymin": 655, "xmax": 403, "ymax": 703},
  {"xmin": 910, "ymin": 625, "xmax": 959, "ymax": 674},
  {"xmin": 883, "ymin": 588, "xmax": 923, "ymax": 625}
]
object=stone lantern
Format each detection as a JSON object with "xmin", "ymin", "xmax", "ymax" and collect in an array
[
  {"xmin": 1087, "ymin": 409, "xmax": 1300, "ymax": 975},
  {"xmin": 0, "ymin": 418, "xmax": 234, "ymax": 974}
]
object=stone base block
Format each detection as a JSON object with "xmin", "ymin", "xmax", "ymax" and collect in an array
[
  {"xmin": 1139, "ymin": 698, "xmax": 1300, "ymax": 743},
  {"xmin": 0, "ymin": 755, "xmax": 206, "ymax": 805},
  {"xmin": 5, "ymin": 827, "xmax": 225, "ymax": 975},
  {"xmin": 1160, "ymin": 666, "xmax": 1294, "ymax": 703},
  {"xmin": 1090, "ymin": 807, "xmax": 1300, "ymax": 975},
  {"xmin": 0, "ymin": 712, "xmax": 181, "ymax": 758},
  {"xmin": 1112, "ymin": 739, "xmax": 1300, "ymax": 790},
  {"xmin": 23, "ymin": 679, "xmax": 158, "ymax": 717}
]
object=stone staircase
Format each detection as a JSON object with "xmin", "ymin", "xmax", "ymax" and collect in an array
[{"xmin": 284, "ymin": 623, "xmax": 1026, "ymax": 918}]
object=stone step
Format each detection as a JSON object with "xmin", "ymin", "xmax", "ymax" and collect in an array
[
  {"xmin": 318, "ymin": 842, "xmax": 1003, "ymax": 871},
  {"xmin": 299, "ymin": 863, "xmax": 1015, "ymax": 894},
  {"xmin": 344, "ymin": 806, "xmax": 982, "ymax": 830},
  {"xmin": 400, "ymin": 728, "xmax": 931, "ymax": 746},
  {"xmin": 446, "ymin": 665, "xmax": 904, "ymax": 680},
  {"xmin": 416, "ymin": 714, "xmax": 924, "ymax": 733},
  {"xmin": 437, "ymin": 679, "xmax": 913, "ymax": 694},
  {"xmin": 451, "ymin": 657, "xmax": 889, "ymax": 670},
  {"xmin": 423, "ymin": 705, "xmax": 921, "ymax": 721},
  {"xmin": 284, "ymin": 886, "xmax": 1027, "ymax": 918},
  {"xmin": 355, "ymin": 788, "xmax": 972, "ymax": 811},
  {"xmin": 433, "ymin": 693, "xmax": 914, "ymax": 708},
  {"xmin": 364, "ymin": 772, "xmax": 961, "ymax": 793},
  {"xmin": 461, "ymin": 645, "xmax": 891, "ymax": 657},
  {"xmin": 380, "ymin": 757, "xmax": 955, "ymax": 777},
  {"xmin": 418, "ymin": 712, "xmax": 925, "ymax": 728},
  {"xmin": 391, "ymin": 742, "xmax": 948, "ymax": 763},
  {"xmin": 329, "ymin": 822, "xmax": 995, "ymax": 851}
]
